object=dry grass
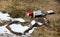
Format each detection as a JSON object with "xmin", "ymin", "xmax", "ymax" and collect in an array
[{"xmin": 0, "ymin": 0, "xmax": 60, "ymax": 37}]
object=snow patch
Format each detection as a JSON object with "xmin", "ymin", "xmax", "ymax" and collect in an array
[
  {"xmin": 0, "ymin": 23, "xmax": 35, "ymax": 35},
  {"xmin": 0, "ymin": 25, "xmax": 12, "ymax": 34},
  {"xmin": 0, "ymin": 12, "xmax": 43, "ymax": 36},
  {"xmin": 9, "ymin": 24, "xmax": 29, "ymax": 33},
  {"xmin": 0, "ymin": 12, "xmax": 12, "ymax": 21},
  {"xmin": 11, "ymin": 18, "xmax": 25, "ymax": 22},
  {"xmin": 0, "ymin": 12, "xmax": 25, "ymax": 22}
]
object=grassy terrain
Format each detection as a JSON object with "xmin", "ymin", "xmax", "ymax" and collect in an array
[{"xmin": 0, "ymin": 0, "xmax": 60, "ymax": 37}]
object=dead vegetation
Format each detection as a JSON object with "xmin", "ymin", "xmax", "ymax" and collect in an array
[{"xmin": 0, "ymin": 0, "xmax": 60, "ymax": 37}]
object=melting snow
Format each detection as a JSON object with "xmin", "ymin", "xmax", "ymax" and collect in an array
[
  {"xmin": 0, "ymin": 23, "xmax": 36, "ymax": 35},
  {"xmin": 0, "ymin": 25, "xmax": 12, "ymax": 34},
  {"xmin": 0, "ymin": 12, "xmax": 12, "ymax": 21},
  {"xmin": 28, "ymin": 27, "xmax": 36, "ymax": 34},
  {"xmin": 9, "ymin": 24, "xmax": 29, "ymax": 33},
  {"xmin": 0, "ymin": 12, "xmax": 25, "ymax": 22},
  {"xmin": 9, "ymin": 24, "xmax": 36, "ymax": 34},
  {"xmin": 0, "ymin": 12, "xmax": 43, "ymax": 36},
  {"xmin": 11, "ymin": 18, "xmax": 25, "ymax": 22}
]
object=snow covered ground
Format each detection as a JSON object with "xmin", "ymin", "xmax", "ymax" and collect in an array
[
  {"xmin": 0, "ymin": 20, "xmax": 42, "ymax": 36},
  {"xmin": 0, "ymin": 25, "xmax": 11, "ymax": 34},
  {"xmin": 11, "ymin": 18, "xmax": 25, "ymax": 22},
  {"xmin": 0, "ymin": 12, "xmax": 12, "ymax": 21},
  {"xmin": 0, "ymin": 12, "xmax": 43, "ymax": 37},
  {"xmin": 0, "ymin": 24, "xmax": 35, "ymax": 35},
  {"xmin": 0, "ymin": 12, "xmax": 25, "ymax": 22}
]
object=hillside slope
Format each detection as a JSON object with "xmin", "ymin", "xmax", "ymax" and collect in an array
[{"xmin": 0, "ymin": 0, "xmax": 60, "ymax": 37}]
